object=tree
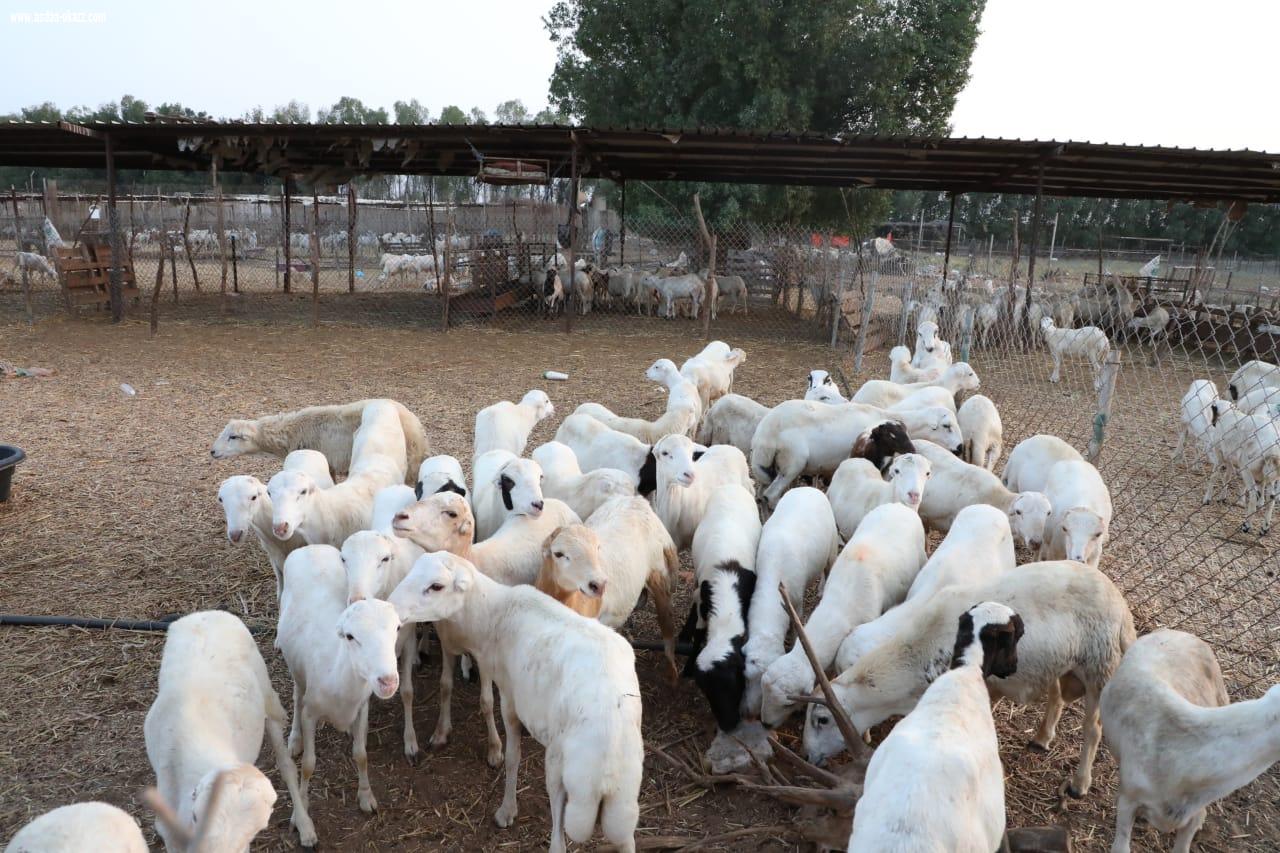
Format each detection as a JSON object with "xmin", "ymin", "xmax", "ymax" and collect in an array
[
  {"xmin": 317, "ymin": 96, "xmax": 389, "ymax": 124},
  {"xmin": 468, "ymin": 106, "xmax": 489, "ymax": 125},
  {"xmin": 494, "ymin": 99, "xmax": 530, "ymax": 124},
  {"xmin": 393, "ymin": 98, "xmax": 431, "ymax": 124},
  {"xmin": 438, "ymin": 105, "xmax": 467, "ymax": 124},
  {"xmin": 272, "ymin": 100, "xmax": 312, "ymax": 123}
]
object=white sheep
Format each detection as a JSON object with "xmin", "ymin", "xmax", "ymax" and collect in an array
[
  {"xmin": 957, "ymin": 393, "xmax": 1003, "ymax": 470},
  {"xmin": 13, "ymin": 250, "xmax": 57, "ymax": 281},
  {"xmin": 714, "ymin": 273, "xmax": 749, "ymax": 315},
  {"xmin": 390, "ymin": 552, "xmax": 644, "ymax": 853},
  {"xmin": 1041, "ymin": 459, "xmax": 1113, "ymax": 568},
  {"xmin": 1227, "ymin": 359, "xmax": 1280, "ymax": 401},
  {"xmin": 685, "ymin": 484, "xmax": 763, "ymax": 733},
  {"xmin": 531, "ymin": 441, "xmax": 635, "ymax": 520},
  {"xmin": 751, "ymin": 400, "xmax": 962, "ymax": 508},
  {"xmin": 1128, "ymin": 305, "xmax": 1170, "ymax": 346},
  {"xmin": 276, "ymin": 545, "xmax": 403, "ymax": 816},
  {"xmin": 1040, "ymin": 317, "xmax": 1110, "ymax": 388},
  {"xmin": 680, "ymin": 341, "xmax": 747, "ymax": 411},
  {"xmin": 1101, "ymin": 629, "xmax": 1280, "ymax": 853},
  {"xmin": 410, "ymin": 456, "xmax": 467, "ymax": 503},
  {"xmin": 216, "ymin": 449, "xmax": 334, "ymax": 597},
  {"xmin": 741, "ymin": 487, "xmax": 841, "ymax": 716},
  {"xmin": 847, "ymin": 602, "xmax": 1021, "ymax": 853},
  {"xmin": 473, "ymin": 389, "xmax": 555, "ymax": 461},
  {"xmin": 471, "ymin": 451, "xmax": 546, "ymax": 542},
  {"xmin": 1236, "ymin": 383, "xmax": 1280, "ymax": 420},
  {"xmin": 887, "ymin": 384, "xmax": 958, "ymax": 415},
  {"xmin": 652, "ymin": 272, "xmax": 705, "ymax": 320},
  {"xmin": 144, "ymin": 611, "xmax": 314, "ymax": 850},
  {"xmin": 825, "ymin": 453, "xmax": 931, "ymax": 542},
  {"xmin": 268, "ymin": 400, "xmax": 408, "ymax": 546},
  {"xmin": 211, "ymin": 398, "xmax": 428, "ymax": 486},
  {"xmin": 759, "ymin": 503, "xmax": 927, "ymax": 727},
  {"xmin": 695, "ymin": 393, "xmax": 769, "ymax": 457},
  {"xmin": 975, "ymin": 300, "xmax": 1000, "ymax": 348},
  {"xmin": 913, "ymin": 439, "xmax": 1052, "ymax": 551},
  {"xmin": 807, "ymin": 559, "xmax": 1136, "ymax": 799},
  {"xmin": 4, "ymin": 803, "xmax": 147, "ymax": 853},
  {"xmin": 1203, "ymin": 400, "xmax": 1280, "ymax": 533},
  {"xmin": 537, "ymin": 497, "xmax": 680, "ymax": 678},
  {"xmin": 554, "ymin": 413, "xmax": 656, "ymax": 495},
  {"xmin": 1173, "ymin": 380, "xmax": 1220, "ymax": 464},
  {"xmin": 889, "ymin": 344, "xmax": 941, "ymax": 384},
  {"xmin": 911, "ymin": 320, "xmax": 954, "ymax": 372},
  {"xmin": 651, "ymin": 434, "xmax": 753, "ymax": 550},
  {"xmin": 1002, "ymin": 434, "xmax": 1085, "ymax": 493},
  {"xmin": 851, "ymin": 362, "xmax": 980, "ymax": 409},
  {"xmin": 573, "ymin": 359, "xmax": 701, "ymax": 442}
]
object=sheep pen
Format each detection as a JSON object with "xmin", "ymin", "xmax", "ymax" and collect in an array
[{"xmin": 1, "ymin": 313, "xmax": 1276, "ymax": 852}]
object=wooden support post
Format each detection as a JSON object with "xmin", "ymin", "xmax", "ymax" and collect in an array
[
  {"xmin": 564, "ymin": 142, "xmax": 580, "ymax": 333},
  {"xmin": 213, "ymin": 159, "xmax": 228, "ymax": 313},
  {"xmin": 959, "ymin": 302, "xmax": 975, "ymax": 362},
  {"xmin": 1096, "ymin": 202, "xmax": 1105, "ymax": 279},
  {"xmin": 150, "ymin": 241, "xmax": 166, "ymax": 337},
  {"xmin": 442, "ymin": 211, "xmax": 455, "ymax": 331},
  {"xmin": 310, "ymin": 190, "xmax": 321, "ymax": 328},
  {"xmin": 179, "ymin": 197, "xmax": 198, "ymax": 292},
  {"xmin": 897, "ymin": 279, "xmax": 914, "ymax": 346},
  {"xmin": 1021, "ymin": 166, "xmax": 1044, "ymax": 347},
  {"xmin": 347, "ymin": 182, "xmax": 357, "ymax": 293},
  {"xmin": 105, "ymin": 133, "xmax": 125, "ymax": 322},
  {"xmin": 619, "ymin": 179, "xmax": 627, "ymax": 265},
  {"xmin": 703, "ymin": 233, "xmax": 716, "ymax": 339},
  {"xmin": 1087, "ymin": 351, "xmax": 1122, "ymax": 463},
  {"xmin": 282, "ymin": 177, "xmax": 292, "ymax": 293},
  {"xmin": 941, "ymin": 192, "xmax": 956, "ymax": 281},
  {"xmin": 853, "ymin": 270, "xmax": 879, "ymax": 374},
  {"xmin": 11, "ymin": 188, "xmax": 33, "ymax": 325},
  {"xmin": 230, "ymin": 235, "xmax": 239, "ymax": 293}
]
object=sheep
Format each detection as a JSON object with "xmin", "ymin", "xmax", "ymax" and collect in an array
[
  {"xmin": 1227, "ymin": 359, "xmax": 1280, "ymax": 401},
  {"xmin": 1040, "ymin": 317, "xmax": 1110, "ymax": 388},
  {"xmin": 911, "ymin": 320, "xmax": 954, "ymax": 372},
  {"xmin": 276, "ymin": 546, "xmax": 403, "ymax": 816},
  {"xmin": 1203, "ymin": 400, "xmax": 1280, "ymax": 533},
  {"xmin": 1236, "ymin": 383, "xmax": 1280, "ymax": 420},
  {"xmin": 1101, "ymin": 629, "xmax": 1280, "ymax": 853},
  {"xmin": 13, "ymin": 251, "xmax": 57, "ymax": 281},
  {"xmin": 913, "ymin": 438, "xmax": 1052, "ymax": 551},
  {"xmin": 536, "ymin": 497, "xmax": 680, "ymax": 679},
  {"xmin": 680, "ymin": 340, "xmax": 747, "ymax": 411},
  {"xmin": 714, "ymin": 273, "xmax": 749, "ymax": 315},
  {"xmin": 4, "ymin": 802, "xmax": 147, "ymax": 853},
  {"xmin": 652, "ymin": 272, "xmax": 704, "ymax": 320},
  {"xmin": 651, "ymin": 434, "xmax": 753, "ymax": 550},
  {"xmin": 832, "ymin": 504, "xmax": 1017, "ymax": 677},
  {"xmin": 144, "ymin": 611, "xmax": 314, "ymax": 850},
  {"xmin": 1002, "ymin": 434, "xmax": 1085, "ymax": 493},
  {"xmin": 804, "ymin": 370, "xmax": 847, "ymax": 404},
  {"xmin": 851, "ymin": 362, "xmax": 980, "ymax": 409},
  {"xmin": 825, "ymin": 453, "xmax": 931, "ymax": 542},
  {"xmin": 759, "ymin": 503, "xmax": 927, "ymax": 727},
  {"xmin": 740, "ymin": 487, "xmax": 841, "ymax": 716},
  {"xmin": 211, "ymin": 398, "xmax": 428, "ymax": 486},
  {"xmin": 1128, "ymin": 305, "xmax": 1171, "ymax": 346},
  {"xmin": 573, "ymin": 359, "xmax": 701, "ymax": 442},
  {"xmin": 542, "ymin": 268, "xmax": 566, "ymax": 315},
  {"xmin": 217, "ymin": 448, "xmax": 334, "ymax": 598},
  {"xmin": 958, "ymin": 393, "xmax": 1003, "ymax": 470},
  {"xmin": 554, "ymin": 413, "xmax": 656, "ymax": 495},
  {"xmin": 683, "ymin": 484, "xmax": 763, "ymax": 733},
  {"xmin": 268, "ymin": 400, "xmax": 408, "ymax": 546},
  {"xmin": 807, "ymin": 559, "xmax": 1136, "ymax": 799},
  {"xmin": 389, "ymin": 552, "xmax": 644, "ymax": 853},
  {"xmin": 975, "ymin": 300, "xmax": 1000, "ymax": 348},
  {"xmin": 531, "ymin": 441, "xmax": 635, "ymax": 520},
  {"xmin": 847, "ymin": 602, "xmax": 1022, "ymax": 853},
  {"xmin": 887, "ymin": 384, "xmax": 958, "ymax": 415},
  {"xmin": 695, "ymin": 393, "xmax": 769, "ymax": 457},
  {"xmin": 471, "ymin": 451, "xmax": 547, "ymax": 542},
  {"xmin": 414, "ymin": 454, "xmax": 468, "ymax": 501},
  {"xmin": 1170, "ymin": 379, "xmax": 1220, "ymax": 466},
  {"xmin": 750, "ymin": 400, "xmax": 960, "ymax": 508},
  {"xmin": 1041, "ymin": 459, "xmax": 1113, "ymax": 568},
  {"xmin": 473, "ymin": 389, "xmax": 555, "ymax": 462},
  {"xmin": 889, "ymin": 344, "xmax": 941, "ymax": 384}
]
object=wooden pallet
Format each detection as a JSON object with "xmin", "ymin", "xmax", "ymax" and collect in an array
[{"xmin": 54, "ymin": 243, "xmax": 139, "ymax": 313}]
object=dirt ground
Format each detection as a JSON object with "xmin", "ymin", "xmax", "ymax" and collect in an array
[{"xmin": 1, "ymin": 303, "xmax": 1276, "ymax": 851}]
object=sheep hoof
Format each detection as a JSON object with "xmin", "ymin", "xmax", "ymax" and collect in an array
[
  {"xmin": 404, "ymin": 746, "xmax": 420, "ymax": 766},
  {"xmin": 359, "ymin": 791, "xmax": 378, "ymax": 813},
  {"xmin": 429, "ymin": 733, "xmax": 449, "ymax": 750},
  {"xmin": 1240, "ymin": 522, "xmax": 1252, "ymax": 533},
  {"xmin": 1058, "ymin": 779, "xmax": 1086, "ymax": 800},
  {"xmin": 1026, "ymin": 740, "xmax": 1049, "ymax": 754},
  {"xmin": 495, "ymin": 803, "xmax": 517, "ymax": 828}
]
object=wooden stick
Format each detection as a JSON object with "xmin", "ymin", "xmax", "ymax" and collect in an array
[
  {"xmin": 10, "ymin": 188, "xmax": 34, "ymax": 325},
  {"xmin": 767, "ymin": 735, "xmax": 844, "ymax": 788},
  {"xmin": 347, "ymin": 182, "xmax": 357, "ymax": 293},
  {"xmin": 310, "ymin": 189, "xmax": 321, "ymax": 328},
  {"xmin": 779, "ymin": 583, "xmax": 867, "ymax": 757},
  {"xmin": 282, "ymin": 177, "xmax": 292, "ymax": 293},
  {"xmin": 213, "ymin": 158, "xmax": 227, "ymax": 314},
  {"xmin": 181, "ymin": 196, "xmax": 199, "ymax": 292},
  {"xmin": 150, "ymin": 241, "xmax": 165, "ymax": 337}
]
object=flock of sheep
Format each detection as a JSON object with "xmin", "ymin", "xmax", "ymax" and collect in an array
[{"xmin": 6, "ymin": 322, "xmax": 1280, "ymax": 853}]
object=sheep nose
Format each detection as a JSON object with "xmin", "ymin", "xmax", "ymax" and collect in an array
[
  {"xmin": 1029, "ymin": 540, "xmax": 1042, "ymax": 550},
  {"xmin": 228, "ymin": 530, "xmax": 244, "ymax": 544},
  {"xmin": 272, "ymin": 523, "xmax": 290, "ymax": 538},
  {"xmin": 588, "ymin": 580, "xmax": 606, "ymax": 597},
  {"xmin": 348, "ymin": 594, "xmax": 366, "ymax": 604},
  {"xmin": 907, "ymin": 492, "xmax": 921, "ymax": 503},
  {"xmin": 376, "ymin": 674, "xmax": 399, "ymax": 698},
  {"xmin": 209, "ymin": 450, "xmax": 217, "ymax": 458},
  {"xmin": 393, "ymin": 512, "xmax": 409, "ymax": 524},
  {"xmin": 530, "ymin": 500, "xmax": 545, "ymax": 514}
]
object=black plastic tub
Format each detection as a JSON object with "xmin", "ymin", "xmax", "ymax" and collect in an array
[{"xmin": 0, "ymin": 445, "xmax": 25, "ymax": 502}]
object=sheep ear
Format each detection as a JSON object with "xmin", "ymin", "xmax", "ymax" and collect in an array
[
  {"xmin": 978, "ymin": 618, "xmax": 1022, "ymax": 680},
  {"xmin": 498, "ymin": 474, "xmax": 515, "ymax": 511},
  {"xmin": 452, "ymin": 567, "xmax": 473, "ymax": 593}
]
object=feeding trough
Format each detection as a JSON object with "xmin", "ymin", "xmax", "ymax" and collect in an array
[{"xmin": 0, "ymin": 444, "xmax": 25, "ymax": 502}]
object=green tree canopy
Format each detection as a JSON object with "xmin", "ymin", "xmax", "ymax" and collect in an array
[{"xmin": 317, "ymin": 96, "xmax": 389, "ymax": 124}]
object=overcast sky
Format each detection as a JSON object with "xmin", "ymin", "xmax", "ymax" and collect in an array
[{"xmin": 3, "ymin": 0, "xmax": 1276, "ymax": 152}]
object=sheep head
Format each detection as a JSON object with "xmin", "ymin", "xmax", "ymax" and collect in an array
[
  {"xmin": 266, "ymin": 470, "xmax": 321, "ymax": 540},
  {"xmin": 391, "ymin": 492, "xmax": 473, "ymax": 553},
  {"xmin": 336, "ymin": 599, "xmax": 402, "ymax": 701},
  {"xmin": 217, "ymin": 475, "xmax": 266, "ymax": 545},
  {"xmin": 210, "ymin": 419, "xmax": 259, "ymax": 459},
  {"xmin": 390, "ymin": 551, "xmax": 475, "ymax": 626},
  {"xmin": 541, "ymin": 524, "xmax": 607, "ymax": 599}
]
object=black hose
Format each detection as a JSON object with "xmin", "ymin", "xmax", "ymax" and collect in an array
[{"xmin": 0, "ymin": 613, "xmax": 271, "ymax": 634}]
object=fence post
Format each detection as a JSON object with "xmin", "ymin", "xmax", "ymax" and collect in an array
[
  {"xmin": 853, "ymin": 271, "xmax": 879, "ymax": 374},
  {"xmin": 282, "ymin": 177, "xmax": 292, "ymax": 293},
  {"xmin": 213, "ymin": 158, "xmax": 227, "ymax": 314},
  {"xmin": 310, "ymin": 190, "xmax": 321, "ymax": 328},
  {"xmin": 959, "ymin": 304, "xmax": 975, "ymax": 362},
  {"xmin": 11, "ymin": 188, "xmax": 33, "ymax": 325},
  {"xmin": 347, "ymin": 182, "xmax": 357, "ymax": 293},
  {"xmin": 897, "ymin": 279, "xmax": 915, "ymax": 346},
  {"xmin": 105, "ymin": 133, "xmax": 125, "ymax": 322},
  {"xmin": 230, "ymin": 235, "xmax": 239, "ymax": 293},
  {"xmin": 150, "ymin": 241, "xmax": 165, "ymax": 337},
  {"xmin": 1087, "ymin": 351, "xmax": 1122, "ymax": 463}
]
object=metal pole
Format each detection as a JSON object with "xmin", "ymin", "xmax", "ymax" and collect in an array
[
  {"xmin": 347, "ymin": 182, "xmax": 357, "ymax": 293},
  {"xmin": 105, "ymin": 133, "xmax": 124, "ymax": 322},
  {"xmin": 310, "ymin": 190, "xmax": 321, "ymax": 328},
  {"xmin": 282, "ymin": 177, "xmax": 292, "ymax": 293},
  {"xmin": 213, "ymin": 158, "xmax": 227, "ymax": 314},
  {"xmin": 1021, "ymin": 165, "xmax": 1044, "ymax": 346},
  {"xmin": 564, "ymin": 142, "xmax": 579, "ymax": 334},
  {"xmin": 941, "ymin": 192, "xmax": 956, "ymax": 281},
  {"xmin": 230, "ymin": 235, "xmax": 239, "ymax": 293},
  {"xmin": 619, "ymin": 179, "xmax": 626, "ymax": 265},
  {"xmin": 1047, "ymin": 211, "xmax": 1060, "ymax": 267},
  {"xmin": 916, "ymin": 207, "xmax": 925, "ymax": 255}
]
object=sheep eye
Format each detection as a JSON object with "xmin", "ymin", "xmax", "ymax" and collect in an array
[
  {"xmin": 554, "ymin": 551, "xmax": 565, "ymax": 559},
  {"xmin": 429, "ymin": 583, "xmax": 445, "ymax": 592},
  {"xmin": 1062, "ymin": 526, "xmax": 1068, "ymax": 532},
  {"xmin": 249, "ymin": 494, "xmax": 257, "ymax": 501},
  {"xmin": 381, "ymin": 556, "xmax": 390, "ymax": 563},
  {"xmin": 217, "ymin": 497, "xmax": 223, "ymax": 503},
  {"xmin": 344, "ymin": 633, "xmax": 355, "ymax": 641},
  {"xmin": 445, "ymin": 510, "xmax": 458, "ymax": 519},
  {"xmin": 1014, "ymin": 509, "xmax": 1021, "ymax": 515}
]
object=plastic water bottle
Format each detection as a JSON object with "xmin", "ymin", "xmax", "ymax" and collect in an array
[
  {"xmin": 543, "ymin": 370, "xmax": 569, "ymax": 381},
  {"xmin": 120, "ymin": 383, "xmax": 137, "ymax": 396}
]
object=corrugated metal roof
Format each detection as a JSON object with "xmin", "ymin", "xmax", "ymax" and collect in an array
[{"xmin": 0, "ymin": 121, "xmax": 1276, "ymax": 202}]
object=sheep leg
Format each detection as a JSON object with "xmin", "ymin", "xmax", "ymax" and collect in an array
[
  {"xmin": 646, "ymin": 569, "xmax": 680, "ymax": 684},
  {"xmin": 1240, "ymin": 467, "xmax": 1260, "ymax": 533},
  {"xmin": 398, "ymin": 625, "xmax": 419, "ymax": 763},
  {"xmin": 266, "ymin": 715, "xmax": 318, "ymax": 847},
  {"xmin": 1171, "ymin": 425, "xmax": 1188, "ymax": 461},
  {"xmin": 288, "ymin": 673, "xmax": 307, "ymax": 757},
  {"xmin": 1109, "ymin": 790, "xmax": 1138, "ymax": 853},
  {"xmin": 495, "ymin": 693, "xmax": 523, "ymax": 828},
  {"xmin": 545, "ymin": 747, "xmax": 568, "ymax": 853},
  {"xmin": 299, "ymin": 700, "xmax": 318, "ymax": 807},
  {"xmin": 1202, "ymin": 464, "xmax": 1221, "ymax": 506},
  {"xmin": 1064, "ymin": 685, "xmax": 1103, "ymax": 798},
  {"xmin": 1171, "ymin": 809, "xmax": 1206, "ymax": 853},
  {"xmin": 479, "ymin": 671, "xmax": 503, "ymax": 768},
  {"xmin": 353, "ymin": 701, "xmax": 377, "ymax": 813},
  {"xmin": 1029, "ymin": 678, "xmax": 1063, "ymax": 750},
  {"xmin": 430, "ymin": 640, "xmax": 457, "ymax": 749},
  {"xmin": 762, "ymin": 455, "xmax": 804, "ymax": 509},
  {"xmin": 1049, "ymin": 351, "xmax": 1062, "ymax": 383}
]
